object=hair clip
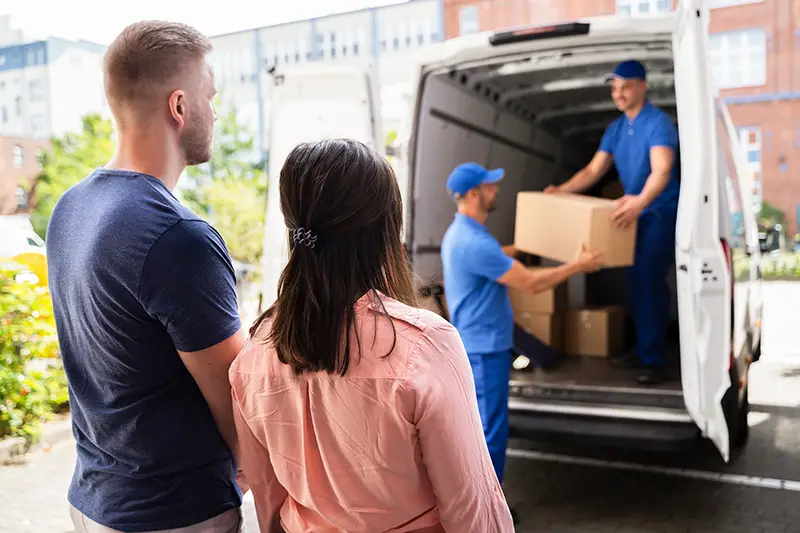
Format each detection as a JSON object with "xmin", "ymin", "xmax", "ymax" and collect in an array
[{"xmin": 292, "ymin": 227, "xmax": 317, "ymax": 249}]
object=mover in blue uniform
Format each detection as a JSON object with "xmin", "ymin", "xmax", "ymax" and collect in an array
[
  {"xmin": 441, "ymin": 162, "xmax": 602, "ymax": 503},
  {"xmin": 546, "ymin": 60, "xmax": 681, "ymax": 385}
]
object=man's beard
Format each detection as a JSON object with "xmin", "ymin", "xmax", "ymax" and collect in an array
[
  {"xmin": 481, "ymin": 195, "xmax": 497, "ymax": 213},
  {"xmin": 180, "ymin": 123, "xmax": 212, "ymax": 166}
]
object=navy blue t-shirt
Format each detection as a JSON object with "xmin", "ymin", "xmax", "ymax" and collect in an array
[{"xmin": 46, "ymin": 170, "xmax": 243, "ymax": 532}]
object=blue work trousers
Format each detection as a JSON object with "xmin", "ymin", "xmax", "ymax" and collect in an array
[
  {"xmin": 628, "ymin": 208, "xmax": 677, "ymax": 368},
  {"xmin": 467, "ymin": 350, "xmax": 511, "ymax": 484}
]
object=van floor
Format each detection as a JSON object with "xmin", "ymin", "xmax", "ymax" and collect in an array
[{"xmin": 511, "ymin": 342, "xmax": 682, "ymax": 393}]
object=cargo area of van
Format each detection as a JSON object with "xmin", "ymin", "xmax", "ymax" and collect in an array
[{"xmin": 408, "ymin": 27, "xmax": 696, "ymax": 438}]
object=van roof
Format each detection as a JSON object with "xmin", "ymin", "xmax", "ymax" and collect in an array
[{"xmin": 416, "ymin": 13, "xmax": 677, "ymax": 73}]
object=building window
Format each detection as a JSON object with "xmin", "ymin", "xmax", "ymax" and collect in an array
[
  {"xmin": 709, "ymin": 0, "xmax": 760, "ymax": 7},
  {"xmin": 330, "ymin": 32, "xmax": 337, "ymax": 59},
  {"xmin": 29, "ymin": 80, "xmax": 44, "ymax": 102},
  {"xmin": 15, "ymin": 96, "xmax": 22, "ymax": 116},
  {"xmin": 459, "ymin": 6, "xmax": 479, "ymax": 35},
  {"xmin": 31, "ymin": 115, "xmax": 46, "ymax": 137},
  {"xmin": 617, "ymin": 0, "xmax": 672, "ymax": 15},
  {"xmin": 709, "ymin": 28, "xmax": 767, "ymax": 89},
  {"xmin": 16, "ymin": 186, "xmax": 27, "ymax": 210},
  {"xmin": 738, "ymin": 126, "xmax": 762, "ymax": 172},
  {"xmin": 1, "ymin": 106, "xmax": 6, "ymax": 123},
  {"xmin": 12, "ymin": 145, "xmax": 24, "ymax": 168}
]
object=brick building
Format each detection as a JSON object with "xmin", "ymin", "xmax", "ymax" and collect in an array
[
  {"xmin": 0, "ymin": 136, "xmax": 48, "ymax": 215},
  {"xmin": 444, "ymin": 0, "xmax": 800, "ymax": 234}
]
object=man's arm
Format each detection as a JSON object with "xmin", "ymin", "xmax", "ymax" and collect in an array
[
  {"xmin": 501, "ymin": 244, "xmax": 517, "ymax": 258},
  {"xmin": 638, "ymin": 146, "xmax": 674, "ymax": 207},
  {"xmin": 466, "ymin": 235, "xmax": 602, "ymax": 297},
  {"xmin": 547, "ymin": 151, "xmax": 614, "ymax": 194},
  {"xmin": 178, "ymin": 329, "xmax": 246, "ymax": 460},
  {"xmin": 139, "ymin": 220, "xmax": 245, "ymax": 461},
  {"xmin": 498, "ymin": 242, "xmax": 602, "ymax": 294}
]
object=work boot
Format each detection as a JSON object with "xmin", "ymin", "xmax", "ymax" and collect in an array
[
  {"xmin": 637, "ymin": 367, "xmax": 667, "ymax": 385},
  {"xmin": 608, "ymin": 351, "xmax": 640, "ymax": 369}
]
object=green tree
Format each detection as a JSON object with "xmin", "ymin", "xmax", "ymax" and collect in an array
[
  {"xmin": 182, "ymin": 106, "xmax": 267, "ymax": 267},
  {"xmin": 29, "ymin": 114, "xmax": 115, "ymax": 238}
]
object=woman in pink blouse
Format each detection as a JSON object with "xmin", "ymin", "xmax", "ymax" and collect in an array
[{"xmin": 230, "ymin": 139, "xmax": 514, "ymax": 533}]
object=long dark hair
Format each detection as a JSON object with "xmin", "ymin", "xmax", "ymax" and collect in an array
[{"xmin": 251, "ymin": 139, "xmax": 416, "ymax": 375}]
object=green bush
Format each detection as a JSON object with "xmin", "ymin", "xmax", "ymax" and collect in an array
[{"xmin": 0, "ymin": 261, "xmax": 66, "ymax": 440}]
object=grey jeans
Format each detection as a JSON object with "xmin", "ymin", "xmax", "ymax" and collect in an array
[{"xmin": 69, "ymin": 506, "xmax": 245, "ymax": 533}]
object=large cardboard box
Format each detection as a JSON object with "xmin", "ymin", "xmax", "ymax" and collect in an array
[
  {"xmin": 514, "ymin": 192, "xmax": 637, "ymax": 267},
  {"xmin": 508, "ymin": 267, "xmax": 568, "ymax": 314},
  {"xmin": 563, "ymin": 306, "xmax": 625, "ymax": 358},
  {"xmin": 515, "ymin": 312, "xmax": 563, "ymax": 350}
]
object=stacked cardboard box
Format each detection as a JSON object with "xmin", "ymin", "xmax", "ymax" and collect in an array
[
  {"xmin": 508, "ymin": 267, "xmax": 567, "ymax": 350},
  {"xmin": 563, "ymin": 306, "xmax": 625, "ymax": 358}
]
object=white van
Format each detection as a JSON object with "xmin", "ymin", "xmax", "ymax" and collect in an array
[{"xmin": 262, "ymin": 2, "xmax": 763, "ymax": 463}]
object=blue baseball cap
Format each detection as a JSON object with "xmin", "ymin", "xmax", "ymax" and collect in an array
[
  {"xmin": 603, "ymin": 60, "xmax": 647, "ymax": 83},
  {"xmin": 446, "ymin": 162, "xmax": 505, "ymax": 199}
]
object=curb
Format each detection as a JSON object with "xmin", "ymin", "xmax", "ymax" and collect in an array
[{"xmin": 0, "ymin": 415, "xmax": 72, "ymax": 465}]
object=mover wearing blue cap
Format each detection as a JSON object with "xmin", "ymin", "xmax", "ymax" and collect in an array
[
  {"xmin": 545, "ymin": 59, "xmax": 681, "ymax": 385},
  {"xmin": 440, "ymin": 162, "xmax": 602, "ymax": 507}
]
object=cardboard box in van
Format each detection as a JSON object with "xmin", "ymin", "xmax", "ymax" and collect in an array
[
  {"xmin": 563, "ymin": 306, "xmax": 625, "ymax": 358},
  {"xmin": 514, "ymin": 192, "xmax": 637, "ymax": 268},
  {"xmin": 515, "ymin": 311, "xmax": 562, "ymax": 350},
  {"xmin": 508, "ymin": 267, "xmax": 568, "ymax": 315}
]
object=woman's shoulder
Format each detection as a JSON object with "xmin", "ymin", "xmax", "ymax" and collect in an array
[{"xmin": 229, "ymin": 318, "xmax": 277, "ymax": 380}]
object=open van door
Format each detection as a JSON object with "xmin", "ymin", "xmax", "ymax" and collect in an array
[
  {"xmin": 260, "ymin": 66, "xmax": 383, "ymax": 308},
  {"xmin": 673, "ymin": 0, "xmax": 734, "ymax": 461}
]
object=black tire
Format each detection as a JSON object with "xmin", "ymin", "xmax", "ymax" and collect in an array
[
  {"xmin": 722, "ymin": 365, "xmax": 750, "ymax": 456},
  {"xmin": 732, "ymin": 386, "xmax": 750, "ymax": 448}
]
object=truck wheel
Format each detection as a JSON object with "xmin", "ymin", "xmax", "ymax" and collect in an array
[{"xmin": 732, "ymin": 386, "xmax": 750, "ymax": 448}]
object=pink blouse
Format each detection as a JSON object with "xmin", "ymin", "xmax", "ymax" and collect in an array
[{"xmin": 229, "ymin": 293, "xmax": 514, "ymax": 533}]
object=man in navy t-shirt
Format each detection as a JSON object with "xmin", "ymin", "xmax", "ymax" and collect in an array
[{"xmin": 47, "ymin": 22, "xmax": 246, "ymax": 532}]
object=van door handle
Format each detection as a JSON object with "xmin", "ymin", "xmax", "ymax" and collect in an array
[{"xmin": 679, "ymin": 264, "xmax": 688, "ymax": 272}]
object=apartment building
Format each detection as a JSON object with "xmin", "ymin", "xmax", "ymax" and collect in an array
[
  {"xmin": 444, "ymin": 0, "xmax": 800, "ymax": 232},
  {"xmin": 209, "ymin": 0, "xmax": 443, "ymax": 160},
  {"xmin": 0, "ymin": 15, "xmax": 108, "ymax": 141}
]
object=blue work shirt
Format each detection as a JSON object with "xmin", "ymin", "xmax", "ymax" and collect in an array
[
  {"xmin": 46, "ymin": 170, "xmax": 242, "ymax": 532},
  {"xmin": 599, "ymin": 101, "xmax": 680, "ymax": 212},
  {"xmin": 441, "ymin": 213, "xmax": 514, "ymax": 354}
]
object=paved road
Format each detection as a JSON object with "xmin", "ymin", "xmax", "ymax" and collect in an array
[{"xmin": 3, "ymin": 284, "xmax": 800, "ymax": 532}]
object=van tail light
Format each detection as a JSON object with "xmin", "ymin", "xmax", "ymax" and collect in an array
[{"xmin": 720, "ymin": 239, "xmax": 735, "ymax": 370}]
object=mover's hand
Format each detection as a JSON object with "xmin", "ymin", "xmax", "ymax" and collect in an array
[
  {"xmin": 573, "ymin": 242, "xmax": 603, "ymax": 273},
  {"xmin": 543, "ymin": 185, "xmax": 560, "ymax": 195},
  {"xmin": 611, "ymin": 195, "xmax": 645, "ymax": 229}
]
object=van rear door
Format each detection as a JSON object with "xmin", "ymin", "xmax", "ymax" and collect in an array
[
  {"xmin": 261, "ymin": 66, "xmax": 382, "ymax": 307},
  {"xmin": 673, "ymin": 0, "xmax": 734, "ymax": 461}
]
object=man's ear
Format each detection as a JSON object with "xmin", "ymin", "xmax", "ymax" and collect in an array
[{"xmin": 168, "ymin": 90, "xmax": 186, "ymax": 129}]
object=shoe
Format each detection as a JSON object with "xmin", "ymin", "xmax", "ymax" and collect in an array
[
  {"xmin": 637, "ymin": 367, "xmax": 666, "ymax": 385},
  {"xmin": 608, "ymin": 352, "xmax": 640, "ymax": 369}
]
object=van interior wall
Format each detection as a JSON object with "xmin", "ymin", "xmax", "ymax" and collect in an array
[{"xmin": 411, "ymin": 74, "xmax": 587, "ymax": 282}]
